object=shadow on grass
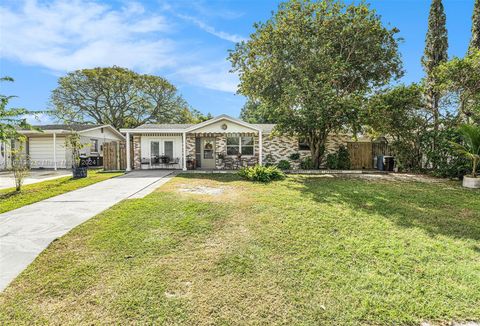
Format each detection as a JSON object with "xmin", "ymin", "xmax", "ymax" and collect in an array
[{"xmin": 296, "ymin": 176, "xmax": 480, "ymax": 241}]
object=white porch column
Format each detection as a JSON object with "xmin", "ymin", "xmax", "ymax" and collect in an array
[
  {"xmin": 182, "ymin": 132, "xmax": 187, "ymax": 171},
  {"xmin": 53, "ymin": 132, "xmax": 57, "ymax": 170},
  {"xmin": 126, "ymin": 132, "xmax": 131, "ymax": 172},
  {"xmin": 258, "ymin": 130, "xmax": 263, "ymax": 165}
]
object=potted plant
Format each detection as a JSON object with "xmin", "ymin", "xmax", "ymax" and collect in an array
[
  {"xmin": 66, "ymin": 132, "xmax": 88, "ymax": 179},
  {"xmin": 451, "ymin": 124, "xmax": 480, "ymax": 188}
]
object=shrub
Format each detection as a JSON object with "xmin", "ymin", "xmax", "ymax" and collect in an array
[
  {"xmin": 300, "ymin": 156, "xmax": 314, "ymax": 169},
  {"xmin": 238, "ymin": 165, "xmax": 285, "ymax": 182},
  {"xmin": 326, "ymin": 153, "xmax": 338, "ymax": 169},
  {"xmin": 337, "ymin": 145, "xmax": 351, "ymax": 169},
  {"xmin": 276, "ymin": 160, "xmax": 291, "ymax": 170},
  {"xmin": 326, "ymin": 146, "xmax": 351, "ymax": 170},
  {"xmin": 289, "ymin": 152, "xmax": 300, "ymax": 160}
]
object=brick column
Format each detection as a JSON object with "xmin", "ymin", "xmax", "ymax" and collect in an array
[{"xmin": 133, "ymin": 135, "xmax": 141, "ymax": 170}]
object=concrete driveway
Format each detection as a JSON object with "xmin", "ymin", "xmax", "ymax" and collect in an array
[
  {"xmin": 0, "ymin": 170, "xmax": 176, "ymax": 291},
  {"xmin": 0, "ymin": 170, "xmax": 71, "ymax": 190}
]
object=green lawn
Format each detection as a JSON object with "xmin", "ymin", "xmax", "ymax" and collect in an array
[
  {"xmin": 0, "ymin": 174, "xmax": 479, "ymax": 324},
  {"xmin": 0, "ymin": 170, "xmax": 123, "ymax": 214}
]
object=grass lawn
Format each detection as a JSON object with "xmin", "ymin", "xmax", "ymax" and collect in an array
[
  {"xmin": 0, "ymin": 169, "xmax": 123, "ymax": 214},
  {"xmin": 0, "ymin": 174, "xmax": 479, "ymax": 324}
]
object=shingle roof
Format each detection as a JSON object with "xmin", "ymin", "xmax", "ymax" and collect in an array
[
  {"xmin": 133, "ymin": 122, "xmax": 276, "ymax": 133},
  {"xmin": 134, "ymin": 124, "xmax": 194, "ymax": 130},
  {"xmin": 27, "ymin": 124, "xmax": 103, "ymax": 131}
]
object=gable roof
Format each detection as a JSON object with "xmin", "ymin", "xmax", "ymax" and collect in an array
[
  {"xmin": 21, "ymin": 124, "xmax": 103, "ymax": 132},
  {"xmin": 134, "ymin": 124, "xmax": 194, "ymax": 130},
  {"xmin": 19, "ymin": 124, "xmax": 125, "ymax": 140},
  {"xmin": 121, "ymin": 115, "xmax": 274, "ymax": 134},
  {"xmin": 185, "ymin": 114, "xmax": 261, "ymax": 132}
]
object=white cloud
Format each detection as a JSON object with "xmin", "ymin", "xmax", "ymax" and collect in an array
[
  {"xmin": 0, "ymin": 0, "xmax": 175, "ymax": 72},
  {"xmin": 173, "ymin": 62, "xmax": 239, "ymax": 93},
  {"xmin": 178, "ymin": 14, "xmax": 246, "ymax": 43},
  {"xmin": 0, "ymin": 0, "xmax": 241, "ymax": 93}
]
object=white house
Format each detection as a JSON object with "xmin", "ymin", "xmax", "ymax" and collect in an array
[{"xmin": 1, "ymin": 124, "xmax": 124, "ymax": 170}]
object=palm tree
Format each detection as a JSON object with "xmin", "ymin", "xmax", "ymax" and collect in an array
[{"xmin": 451, "ymin": 124, "xmax": 480, "ymax": 177}]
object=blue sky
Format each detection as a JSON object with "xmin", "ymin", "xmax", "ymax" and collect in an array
[{"xmin": 0, "ymin": 0, "xmax": 475, "ymax": 124}]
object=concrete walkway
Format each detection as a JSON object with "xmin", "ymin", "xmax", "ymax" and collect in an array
[{"xmin": 0, "ymin": 170, "xmax": 176, "ymax": 292}]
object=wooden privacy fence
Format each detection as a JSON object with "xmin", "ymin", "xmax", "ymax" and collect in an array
[
  {"xmin": 347, "ymin": 142, "xmax": 373, "ymax": 169},
  {"xmin": 103, "ymin": 141, "xmax": 132, "ymax": 171},
  {"xmin": 347, "ymin": 140, "xmax": 391, "ymax": 170}
]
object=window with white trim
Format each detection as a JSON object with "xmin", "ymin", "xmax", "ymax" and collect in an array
[{"xmin": 226, "ymin": 136, "xmax": 254, "ymax": 156}]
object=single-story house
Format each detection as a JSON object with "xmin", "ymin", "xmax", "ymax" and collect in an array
[
  {"xmin": 0, "ymin": 124, "xmax": 124, "ymax": 170},
  {"xmin": 120, "ymin": 114, "xmax": 372, "ymax": 171}
]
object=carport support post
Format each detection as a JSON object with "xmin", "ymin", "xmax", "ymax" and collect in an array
[
  {"xmin": 53, "ymin": 132, "xmax": 57, "ymax": 171},
  {"xmin": 182, "ymin": 132, "xmax": 187, "ymax": 171},
  {"xmin": 126, "ymin": 132, "xmax": 131, "ymax": 172},
  {"xmin": 258, "ymin": 130, "xmax": 263, "ymax": 166}
]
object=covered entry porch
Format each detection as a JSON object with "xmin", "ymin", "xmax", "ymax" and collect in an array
[{"xmin": 121, "ymin": 115, "xmax": 264, "ymax": 171}]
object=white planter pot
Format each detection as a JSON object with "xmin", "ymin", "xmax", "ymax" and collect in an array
[{"xmin": 462, "ymin": 176, "xmax": 480, "ymax": 189}]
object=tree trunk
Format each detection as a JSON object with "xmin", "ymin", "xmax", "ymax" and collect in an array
[{"xmin": 308, "ymin": 131, "xmax": 328, "ymax": 169}]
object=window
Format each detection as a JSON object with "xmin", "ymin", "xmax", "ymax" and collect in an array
[
  {"xmin": 227, "ymin": 136, "xmax": 254, "ymax": 156},
  {"xmin": 203, "ymin": 140, "xmax": 214, "ymax": 159},
  {"xmin": 298, "ymin": 138, "xmax": 310, "ymax": 151},
  {"xmin": 90, "ymin": 139, "xmax": 99, "ymax": 153}
]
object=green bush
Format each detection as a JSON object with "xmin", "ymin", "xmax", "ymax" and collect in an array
[
  {"xmin": 289, "ymin": 152, "xmax": 300, "ymax": 160},
  {"xmin": 238, "ymin": 165, "xmax": 285, "ymax": 182},
  {"xmin": 300, "ymin": 156, "xmax": 314, "ymax": 169},
  {"xmin": 276, "ymin": 160, "xmax": 291, "ymax": 170},
  {"xmin": 337, "ymin": 145, "xmax": 351, "ymax": 169},
  {"xmin": 326, "ymin": 146, "xmax": 351, "ymax": 170},
  {"xmin": 326, "ymin": 153, "xmax": 338, "ymax": 169}
]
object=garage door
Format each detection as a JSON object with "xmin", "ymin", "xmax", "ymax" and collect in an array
[{"xmin": 29, "ymin": 137, "xmax": 67, "ymax": 168}]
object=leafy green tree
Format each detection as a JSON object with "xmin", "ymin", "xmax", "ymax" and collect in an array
[
  {"xmin": 239, "ymin": 100, "xmax": 275, "ymax": 123},
  {"xmin": 422, "ymin": 0, "xmax": 448, "ymax": 140},
  {"xmin": 366, "ymin": 84, "xmax": 428, "ymax": 170},
  {"xmin": 229, "ymin": 0, "xmax": 402, "ymax": 168},
  {"xmin": 469, "ymin": 0, "xmax": 480, "ymax": 53},
  {"xmin": 436, "ymin": 49, "xmax": 480, "ymax": 123},
  {"xmin": 0, "ymin": 77, "xmax": 35, "ymax": 141},
  {"xmin": 50, "ymin": 66, "xmax": 198, "ymax": 129}
]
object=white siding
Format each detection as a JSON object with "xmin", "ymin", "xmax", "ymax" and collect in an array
[
  {"xmin": 191, "ymin": 119, "xmax": 258, "ymax": 134},
  {"xmin": 80, "ymin": 127, "xmax": 124, "ymax": 157},
  {"xmin": 29, "ymin": 137, "xmax": 67, "ymax": 168}
]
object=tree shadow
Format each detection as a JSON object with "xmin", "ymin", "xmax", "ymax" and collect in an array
[{"xmin": 296, "ymin": 175, "xmax": 480, "ymax": 242}]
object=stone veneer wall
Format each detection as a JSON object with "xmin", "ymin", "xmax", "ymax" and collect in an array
[
  {"xmin": 189, "ymin": 133, "xmax": 259, "ymax": 169},
  {"xmin": 262, "ymin": 133, "xmax": 369, "ymax": 169},
  {"xmin": 133, "ymin": 135, "xmax": 141, "ymax": 170}
]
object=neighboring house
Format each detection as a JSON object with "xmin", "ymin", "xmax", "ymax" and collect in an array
[
  {"xmin": 120, "ymin": 114, "xmax": 372, "ymax": 171},
  {"xmin": 1, "ymin": 125, "xmax": 124, "ymax": 170}
]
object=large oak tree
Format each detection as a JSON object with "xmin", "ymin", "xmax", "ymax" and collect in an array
[
  {"xmin": 50, "ymin": 66, "xmax": 201, "ymax": 129},
  {"xmin": 229, "ymin": 0, "xmax": 402, "ymax": 168}
]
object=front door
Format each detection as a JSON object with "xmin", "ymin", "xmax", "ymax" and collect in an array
[{"xmin": 201, "ymin": 138, "xmax": 215, "ymax": 169}]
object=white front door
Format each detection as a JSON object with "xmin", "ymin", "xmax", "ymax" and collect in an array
[{"xmin": 201, "ymin": 138, "xmax": 215, "ymax": 169}]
